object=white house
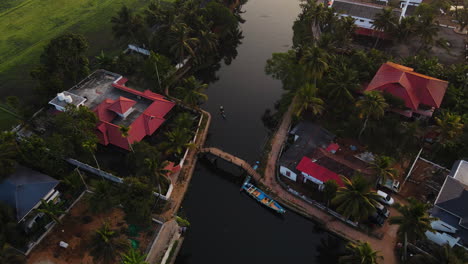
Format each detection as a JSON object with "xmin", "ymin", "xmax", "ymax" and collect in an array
[{"xmin": 330, "ymin": 0, "xmax": 402, "ymax": 35}]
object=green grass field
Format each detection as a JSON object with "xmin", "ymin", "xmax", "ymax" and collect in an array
[
  {"xmin": 0, "ymin": 0, "xmax": 151, "ymax": 99},
  {"xmin": 0, "ymin": 104, "xmax": 19, "ymax": 131}
]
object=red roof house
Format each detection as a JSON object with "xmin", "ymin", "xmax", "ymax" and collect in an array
[
  {"xmin": 296, "ymin": 157, "xmax": 344, "ymax": 187},
  {"xmin": 93, "ymin": 79, "xmax": 175, "ymax": 150},
  {"xmin": 365, "ymin": 62, "xmax": 448, "ymax": 117},
  {"xmin": 49, "ymin": 71, "xmax": 175, "ymax": 151}
]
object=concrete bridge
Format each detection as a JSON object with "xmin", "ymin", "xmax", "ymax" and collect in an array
[{"xmin": 199, "ymin": 147, "xmax": 262, "ymax": 181}]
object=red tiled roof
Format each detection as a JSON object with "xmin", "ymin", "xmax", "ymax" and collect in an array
[
  {"xmin": 94, "ymin": 78, "xmax": 175, "ymax": 150},
  {"xmin": 94, "ymin": 99, "xmax": 116, "ymax": 122},
  {"xmin": 108, "ymin": 97, "xmax": 136, "ymax": 115},
  {"xmin": 365, "ymin": 62, "xmax": 448, "ymax": 111},
  {"xmin": 296, "ymin": 157, "xmax": 344, "ymax": 187}
]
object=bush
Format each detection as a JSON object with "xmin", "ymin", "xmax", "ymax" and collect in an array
[{"xmin": 175, "ymin": 216, "xmax": 190, "ymax": 227}]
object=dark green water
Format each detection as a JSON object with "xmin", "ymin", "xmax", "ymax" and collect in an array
[{"xmin": 175, "ymin": 0, "xmax": 345, "ymax": 263}]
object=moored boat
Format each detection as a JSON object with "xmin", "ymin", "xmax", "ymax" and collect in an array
[{"xmin": 241, "ymin": 176, "xmax": 286, "ymax": 214}]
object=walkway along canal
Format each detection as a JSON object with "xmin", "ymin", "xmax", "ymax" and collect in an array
[{"xmin": 174, "ymin": 0, "xmax": 348, "ymax": 263}]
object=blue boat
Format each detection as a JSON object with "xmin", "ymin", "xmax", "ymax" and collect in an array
[{"xmin": 241, "ymin": 176, "xmax": 286, "ymax": 214}]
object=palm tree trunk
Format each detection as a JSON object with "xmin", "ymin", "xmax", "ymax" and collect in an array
[
  {"xmin": 373, "ymin": 36, "xmax": 380, "ymax": 48},
  {"xmin": 403, "ymin": 232, "xmax": 408, "ymax": 261},
  {"xmin": 127, "ymin": 138, "xmax": 134, "ymax": 152},
  {"xmin": 358, "ymin": 115, "xmax": 369, "ymax": 140},
  {"xmin": 152, "ymin": 183, "xmax": 162, "ymax": 212},
  {"xmin": 92, "ymin": 154, "xmax": 101, "ymax": 170},
  {"xmin": 75, "ymin": 168, "xmax": 89, "ymax": 190}
]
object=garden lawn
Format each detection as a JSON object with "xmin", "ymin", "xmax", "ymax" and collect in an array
[
  {"xmin": 0, "ymin": 0, "xmax": 166, "ymax": 99},
  {"xmin": 0, "ymin": 104, "xmax": 19, "ymax": 131}
]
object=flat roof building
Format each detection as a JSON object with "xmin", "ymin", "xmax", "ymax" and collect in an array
[{"xmin": 49, "ymin": 70, "xmax": 175, "ymax": 150}]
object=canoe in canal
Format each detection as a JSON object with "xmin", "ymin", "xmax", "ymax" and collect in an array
[{"xmin": 241, "ymin": 176, "xmax": 286, "ymax": 214}]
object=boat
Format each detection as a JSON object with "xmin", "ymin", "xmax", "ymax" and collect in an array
[{"xmin": 241, "ymin": 176, "xmax": 286, "ymax": 214}]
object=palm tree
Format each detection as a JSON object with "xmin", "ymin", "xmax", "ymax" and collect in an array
[
  {"xmin": 292, "ymin": 83, "xmax": 324, "ymax": 118},
  {"xmin": 325, "ymin": 67, "xmax": 360, "ymax": 104},
  {"xmin": 35, "ymin": 200, "xmax": 65, "ymax": 224},
  {"xmin": 369, "ymin": 155, "xmax": 399, "ymax": 183},
  {"xmin": 301, "ymin": 2, "xmax": 329, "ymax": 43},
  {"xmin": 339, "ymin": 241, "xmax": 383, "ymax": 264},
  {"xmin": 322, "ymin": 180, "xmax": 338, "ymax": 207},
  {"xmin": 0, "ymin": 245, "xmax": 26, "ymax": 264},
  {"xmin": 62, "ymin": 170, "xmax": 86, "ymax": 193},
  {"xmin": 143, "ymin": 158, "xmax": 170, "ymax": 190},
  {"xmin": 159, "ymin": 127, "xmax": 194, "ymax": 156},
  {"xmin": 90, "ymin": 221, "xmax": 129, "ymax": 264},
  {"xmin": 415, "ymin": 17, "xmax": 439, "ymax": 51},
  {"xmin": 95, "ymin": 50, "xmax": 114, "ymax": 69},
  {"xmin": 119, "ymin": 125, "xmax": 134, "ymax": 152},
  {"xmin": 389, "ymin": 197, "xmax": 437, "ymax": 261},
  {"xmin": 435, "ymin": 111, "xmax": 464, "ymax": 146},
  {"xmin": 372, "ymin": 8, "xmax": 398, "ymax": 47},
  {"xmin": 0, "ymin": 131, "xmax": 18, "ymax": 180},
  {"xmin": 89, "ymin": 180, "xmax": 119, "ymax": 214},
  {"xmin": 394, "ymin": 16, "xmax": 417, "ymax": 44},
  {"xmin": 408, "ymin": 243, "xmax": 468, "ymax": 264},
  {"xmin": 173, "ymin": 112, "xmax": 195, "ymax": 130},
  {"xmin": 111, "ymin": 6, "xmax": 145, "ymax": 44},
  {"xmin": 121, "ymin": 248, "xmax": 149, "ymax": 264},
  {"xmin": 82, "ymin": 140, "xmax": 101, "ymax": 170},
  {"xmin": 196, "ymin": 28, "xmax": 218, "ymax": 58},
  {"xmin": 356, "ymin": 91, "xmax": 388, "ymax": 139},
  {"xmin": 300, "ymin": 46, "xmax": 330, "ymax": 85},
  {"xmin": 335, "ymin": 16, "xmax": 357, "ymax": 48},
  {"xmin": 176, "ymin": 76, "xmax": 208, "ymax": 107},
  {"xmin": 332, "ymin": 174, "xmax": 381, "ymax": 221},
  {"xmin": 168, "ymin": 22, "xmax": 199, "ymax": 64}
]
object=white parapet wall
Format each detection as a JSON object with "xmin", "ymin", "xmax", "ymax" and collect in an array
[{"xmin": 279, "ymin": 166, "xmax": 297, "ymax": 181}]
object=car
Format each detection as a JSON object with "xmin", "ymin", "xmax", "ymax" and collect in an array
[
  {"xmin": 378, "ymin": 178, "xmax": 400, "ymax": 193},
  {"xmin": 368, "ymin": 212, "xmax": 385, "ymax": 226},
  {"xmin": 377, "ymin": 190, "xmax": 394, "ymax": 205},
  {"xmin": 374, "ymin": 202, "xmax": 390, "ymax": 218}
]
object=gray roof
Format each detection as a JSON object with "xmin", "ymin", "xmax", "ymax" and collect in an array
[
  {"xmin": 280, "ymin": 122, "xmax": 335, "ymax": 170},
  {"xmin": 0, "ymin": 166, "xmax": 59, "ymax": 221},
  {"xmin": 431, "ymin": 207, "xmax": 468, "ymax": 247},
  {"xmin": 332, "ymin": 0, "xmax": 401, "ymax": 20},
  {"xmin": 452, "ymin": 160, "xmax": 468, "ymax": 185},
  {"xmin": 435, "ymin": 160, "xmax": 468, "ymax": 229}
]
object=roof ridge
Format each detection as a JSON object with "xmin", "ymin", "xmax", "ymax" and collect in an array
[{"xmin": 399, "ymin": 72, "xmax": 419, "ymax": 110}]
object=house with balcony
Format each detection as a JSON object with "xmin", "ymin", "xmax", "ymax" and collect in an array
[{"xmin": 49, "ymin": 70, "xmax": 175, "ymax": 150}]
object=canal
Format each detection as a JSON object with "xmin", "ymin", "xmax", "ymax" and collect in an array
[{"xmin": 175, "ymin": 0, "xmax": 345, "ymax": 263}]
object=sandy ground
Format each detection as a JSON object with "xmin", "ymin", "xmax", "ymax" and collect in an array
[{"xmin": 27, "ymin": 195, "xmax": 153, "ymax": 264}]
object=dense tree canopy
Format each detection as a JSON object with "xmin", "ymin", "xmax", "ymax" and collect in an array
[
  {"xmin": 31, "ymin": 33, "xmax": 89, "ymax": 98},
  {"xmin": 121, "ymin": 178, "xmax": 155, "ymax": 227},
  {"xmin": 332, "ymin": 174, "xmax": 380, "ymax": 221},
  {"xmin": 0, "ymin": 132, "xmax": 18, "ymax": 180}
]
